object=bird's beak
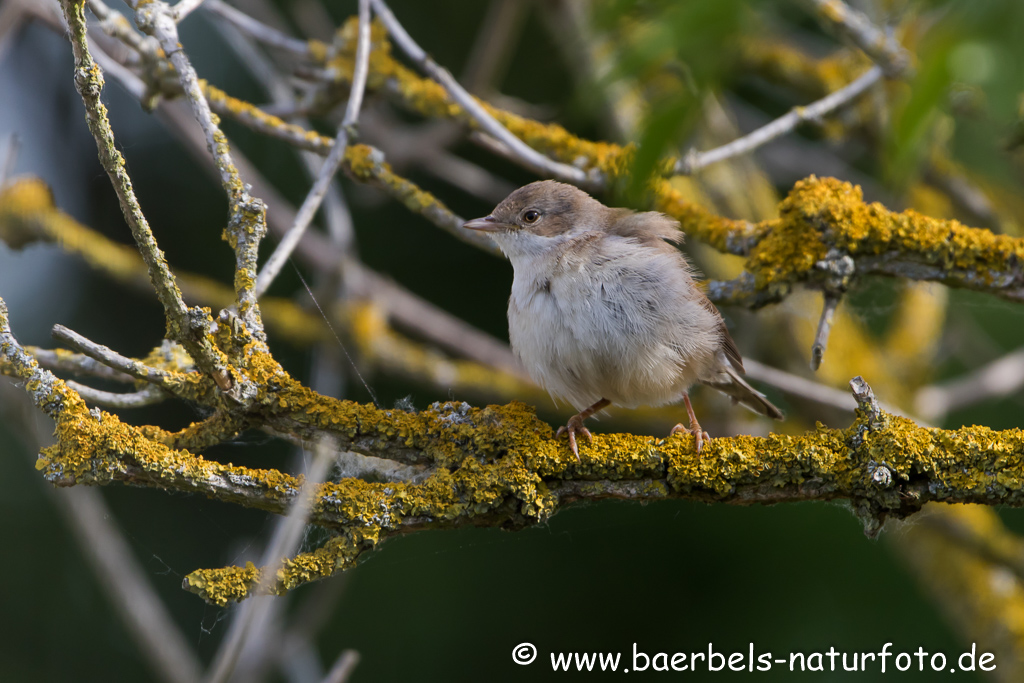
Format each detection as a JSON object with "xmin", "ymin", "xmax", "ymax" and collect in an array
[{"xmin": 463, "ymin": 215, "xmax": 508, "ymax": 232}]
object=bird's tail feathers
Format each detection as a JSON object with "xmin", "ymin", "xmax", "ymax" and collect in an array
[{"xmin": 701, "ymin": 367, "xmax": 784, "ymax": 420}]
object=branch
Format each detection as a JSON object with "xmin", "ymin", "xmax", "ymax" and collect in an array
[
  {"xmin": 203, "ymin": 0, "xmax": 309, "ymax": 55},
  {"xmin": 368, "ymin": 0, "xmax": 593, "ymax": 188},
  {"xmin": 810, "ymin": 0, "xmax": 913, "ymax": 77},
  {"xmin": 811, "ymin": 291, "xmax": 841, "ymax": 370},
  {"xmin": 24, "ymin": 347, "xmax": 136, "ymax": 383},
  {"xmin": 67, "ymin": 382, "xmax": 168, "ymax": 409},
  {"xmin": 51, "ymin": 325, "xmax": 187, "ymax": 391},
  {"xmin": 674, "ymin": 65, "xmax": 883, "ymax": 175},
  {"xmin": 58, "ymin": 0, "xmax": 227, "ymax": 374},
  {"xmin": 915, "ymin": 346, "xmax": 1024, "ymax": 421},
  {"xmin": 131, "ymin": 0, "xmax": 267, "ymax": 340},
  {"xmin": 12, "ymin": 323, "xmax": 1024, "ymax": 605},
  {"xmin": 254, "ymin": 0, "xmax": 371, "ymax": 298}
]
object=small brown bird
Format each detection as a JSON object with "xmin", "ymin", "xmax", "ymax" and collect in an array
[{"xmin": 464, "ymin": 180, "xmax": 783, "ymax": 458}]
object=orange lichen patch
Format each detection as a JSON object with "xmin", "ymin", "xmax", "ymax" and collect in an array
[
  {"xmin": 744, "ymin": 176, "xmax": 1024, "ymax": 294},
  {"xmin": 185, "ymin": 531, "xmax": 375, "ymax": 606},
  {"xmin": 315, "ymin": 18, "xmax": 631, "ymax": 178}
]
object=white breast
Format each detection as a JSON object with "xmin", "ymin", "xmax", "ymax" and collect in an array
[{"xmin": 503, "ymin": 232, "xmax": 721, "ymax": 411}]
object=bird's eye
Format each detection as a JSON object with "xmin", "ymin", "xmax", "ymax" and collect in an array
[{"xmin": 522, "ymin": 210, "xmax": 541, "ymax": 224}]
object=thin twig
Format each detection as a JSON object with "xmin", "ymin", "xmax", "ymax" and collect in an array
[
  {"xmin": 26, "ymin": 347, "xmax": 137, "ymax": 383},
  {"xmin": 207, "ymin": 3, "xmax": 356, "ymax": 257},
  {"xmin": 0, "ymin": 400, "xmax": 207, "ymax": 683},
  {"xmin": 132, "ymin": 0, "xmax": 267, "ymax": 339},
  {"xmin": 254, "ymin": 0, "xmax": 371, "ymax": 298},
  {"xmin": 460, "ymin": 0, "xmax": 528, "ymax": 93},
  {"xmin": 67, "ymin": 381, "xmax": 168, "ymax": 409},
  {"xmin": 675, "ymin": 65, "xmax": 883, "ymax": 175},
  {"xmin": 811, "ymin": 292, "xmax": 841, "ymax": 370},
  {"xmin": 172, "ymin": 0, "xmax": 206, "ymax": 22},
  {"xmin": 1, "ymin": 133, "xmax": 19, "ymax": 184},
  {"xmin": 58, "ymin": 0, "xmax": 199, "ymax": 355},
  {"xmin": 743, "ymin": 358, "xmax": 920, "ymax": 422},
  {"xmin": 322, "ymin": 650, "xmax": 361, "ymax": 683},
  {"xmin": 370, "ymin": 0, "xmax": 592, "ymax": 187},
  {"xmin": 744, "ymin": 359, "xmax": 855, "ymax": 413},
  {"xmin": 203, "ymin": 0, "xmax": 309, "ymax": 55},
  {"xmin": 919, "ymin": 508, "xmax": 1024, "ymax": 584},
  {"xmin": 915, "ymin": 346, "xmax": 1024, "ymax": 422},
  {"xmin": 52, "ymin": 325, "xmax": 178, "ymax": 388},
  {"xmin": 204, "ymin": 437, "xmax": 339, "ymax": 683},
  {"xmin": 810, "ymin": 0, "xmax": 912, "ymax": 77},
  {"xmin": 87, "ymin": 0, "xmax": 154, "ymax": 56}
]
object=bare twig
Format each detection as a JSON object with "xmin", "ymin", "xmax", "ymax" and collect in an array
[
  {"xmin": 811, "ymin": 292, "xmax": 841, "ymax": 370},
  {"xmin": 205, "ymin": 437, "xmax": 339, "ymax": 683},
  {"xmin": 172, "ymin": 0, "xmax": 207, "ymax": 22},
  {"xmin": 810, "ymin": 0, "xmax": 912, "ymax": 77},
  {"xmin": 915, "ymin": 346, "xmax": 1024, "ymax": 422},
  {"xmin": 254, "ymin": 0, "xmax": 371, "ymax": 298},
  {"xmin": 1, "ymin": 134, "xmax": 19, "ymax": 184},
  {"xmin": 322, "ymin": 650, "xmax": 360, "ymax": 683},
  {"xmin": 52, "ymin": 325, "xmax": 178, "ymax": 388},
  {"xmin": 743, "ymin": 358, "xmax": 920, "ymax": 421},
  {"xmin": 369, "ymin": 0, "xmax": 593, "ymax": 187},
  {"xmin": 87, "ymin": 0, "xmax": 154, "ymax": 56},
  {"xmin": 460, "ymin": 0, "xmax": 528, "ymax": 93},
  {"xmin": 919, "ymin": 507, "xmax": 1024, "ymax": 584},
  {"xmin": 67, "ymin": 381, "xmax": 168, "ymax": 409},
  {"xmin": 675, "ymin": 65, "xmax": 883, "ymax": 175},
  {"xmin": 207, "ymin": 1, "xmax": 356, "ymax": 258},
  {"xmin": 203, "ymin": 0, "xmax": 309, "ymax": 55},
  {"xmin": 26, "ymin": 347, "xmax": 137, "ymax": 383}
]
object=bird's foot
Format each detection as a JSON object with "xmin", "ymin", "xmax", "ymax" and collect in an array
[
  {"xmin": 670, "ymin": 422, "xmax": 711, "ymax": 454},
  {"xmin": 556, "ymin": 414, "xmax": 593, "ymax": 461}
]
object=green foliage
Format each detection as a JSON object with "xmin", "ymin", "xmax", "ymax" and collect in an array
[{"xmin": 592, "ymin": 0, "xmax": 759, "ymax": 201}]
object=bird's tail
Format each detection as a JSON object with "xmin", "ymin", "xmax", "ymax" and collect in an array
[{"xmin": 701, "ymin": 366, "xmax": 784, "ymax": 420}]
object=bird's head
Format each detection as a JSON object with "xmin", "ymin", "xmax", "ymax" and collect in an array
[{"xmin": 464, "ymin": 180, "xmax": 605, "ymax": 259}]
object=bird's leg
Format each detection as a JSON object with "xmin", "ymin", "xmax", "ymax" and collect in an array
[
  {"xmin": 556, "ymin": 398, "xmax": 610, "ymax": 460},
  {"xmin": 670, "ymin": 393, "xmax": 712, "ymax": 454}
]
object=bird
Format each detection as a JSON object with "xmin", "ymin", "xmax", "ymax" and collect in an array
[{"xmin": 463, "ymin": 180, "xmax": 783, "ymax": 459}]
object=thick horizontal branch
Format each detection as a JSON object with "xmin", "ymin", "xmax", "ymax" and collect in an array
[{"xmin": 13, "ymin": 317, "xmax": 1024, "ymax": 602}]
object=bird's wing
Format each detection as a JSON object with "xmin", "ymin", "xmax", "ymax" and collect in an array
[{"xmin": 695, "ymin": 288, "xmax": 744, "ymax": 373}]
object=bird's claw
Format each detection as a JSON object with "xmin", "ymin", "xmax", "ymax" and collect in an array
[
  {"xmin": 670, "ymin": 422, "xmax": 711, "ymax": 454},
  {"xmin": 556, "ymin": 414, "xmax": 593, "ymax": 461}
]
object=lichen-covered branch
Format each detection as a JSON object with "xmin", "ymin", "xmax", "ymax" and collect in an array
[
  {"xmin": 58, "ymin": 0, "xmax": 227, "ymax": 375},
  {"xmin": 131, "ymin": 0, "xmax": 267, "ymax": 340},
  {"xmin": 10, "ymin": 312, "xmax": 1024, "ymax": 605}
]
